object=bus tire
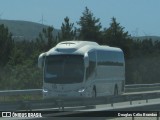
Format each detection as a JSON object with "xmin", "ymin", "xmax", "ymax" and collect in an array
[
  {"xmin": 114, "ymin": 85, "xmax": 118, "ymax": 96},
  {"xmin": 92, "ymin": 87, "xmax": 96, "ymax": 98}
]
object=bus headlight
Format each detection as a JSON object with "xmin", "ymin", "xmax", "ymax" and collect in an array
[
  {"xmin": 78, "ymin": 88, "xmax": 85, "ymax": 93},
  {"xmin": 43, "ymin": 89, "xmax": 49, "ymax": 93}
]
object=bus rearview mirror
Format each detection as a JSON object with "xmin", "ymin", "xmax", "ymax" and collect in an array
[{"xmin": 38, "ymin": 53, "xmax": 45, "ymax": 69}]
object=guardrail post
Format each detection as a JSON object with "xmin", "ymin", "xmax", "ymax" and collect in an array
[
  {"xmin": 61, "ymin": 101, "xmax": 64, "ymax": 111},
  {"xmin": 111, "ymin": 103, "xmax": 114, "ymax": 107},
  {"xmin": 143, "ymin": 94, "xmax": 148, "ymax": 103},
  {"xmin": 57, "ymin": 100, "xmax": 64, "ymax": 111},
  {"xmin": 130, "ymin": 100, "xmax": 132, "ymax": 105}
]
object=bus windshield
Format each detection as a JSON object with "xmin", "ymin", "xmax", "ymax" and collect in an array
[{"xmin": 44, "ymin": 55, "xmax": 84, "ymax": 84}]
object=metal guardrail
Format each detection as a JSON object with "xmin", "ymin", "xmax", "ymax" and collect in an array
[
  {"xmin": 44, "ymin": 103, "xmax": 160, "ymax": 117},
  {"xmin": 0, "ymin": 83, "xmax": 160, "ymax": 97},
  {"xmin": 125, "ymin": 83, "xmax": 160, "ymax": 92},
  {"xmin": 0, "ymin": 89, "xmax": 42, "ymax": 97},
  {"xmin": 0, "ymin": 83, "xmax": 160, "ymax": 111},
  {"xmin": 0, "ymin": 91, "xmax": 160, "ymax": 111},
  {"xmin": 125, "ymin": 83, "xmax": 160, "ymax": 88}
]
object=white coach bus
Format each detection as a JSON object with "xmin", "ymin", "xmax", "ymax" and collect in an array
[{"xmin": 38, "ymin": 41, "xmax": 125, "ymax": 98}]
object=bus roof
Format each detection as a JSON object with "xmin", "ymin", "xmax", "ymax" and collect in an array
[{"xmin": 46, "ymin": 41, "xmax": 122, "ymax": 56}]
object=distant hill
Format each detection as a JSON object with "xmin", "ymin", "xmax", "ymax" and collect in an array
[
  {"xmin": 0, "ymin": 19, "xmax": 59, "ymax": 41},
  {"xmin": 1, "ymin": 19, "xmax": 160, "ymax": 42}
]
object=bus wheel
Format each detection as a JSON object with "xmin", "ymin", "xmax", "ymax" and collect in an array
[
  {"xmin": 114, "ymin": 86, "xmax": 118, "ymax": 96},
  {"xmin": 92, "ymin": 88, "xmax": 96, "ymax": 98}
]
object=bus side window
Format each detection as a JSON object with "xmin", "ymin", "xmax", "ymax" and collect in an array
[{"xmin": 86, "ymin": 51, "xmax": 96, "ymax": 80}]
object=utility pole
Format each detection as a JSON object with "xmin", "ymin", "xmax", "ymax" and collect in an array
[{"xmin": 38, "ymin": 14, "xmax": 47, "ymax": 25}]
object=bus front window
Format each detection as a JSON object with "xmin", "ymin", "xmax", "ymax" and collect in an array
[{"xmin": 44, "ymin": 55, "xmax": 84, "ymax": 84}]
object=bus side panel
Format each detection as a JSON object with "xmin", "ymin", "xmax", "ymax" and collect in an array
[
  {"xmin": 96, "ymin": 65, "xmax": 124, "ymax": 96},
  {"xmin": 96, "ymin": 49, "xmax": 125, "ymax": 96}
]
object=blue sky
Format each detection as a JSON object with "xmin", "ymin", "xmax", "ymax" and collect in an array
[{"xmin": 0, "ymin": 0, "xmax": 160, "ymax": 36}]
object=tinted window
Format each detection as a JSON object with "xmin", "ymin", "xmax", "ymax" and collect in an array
[
  {"xmin": 97, "ymin": 50, "xmax": 123, "ymax": 66},
  {"xmin": 44, "ymin": 55, "xmax": 84, "ymax": 84}
]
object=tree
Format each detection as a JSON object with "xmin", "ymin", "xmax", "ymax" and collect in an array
[
  {"xmin": 154, "ymin": 40, "xmax": 160, "ymax": 52},
  {"xmin": 0, "ymin": 24, "xmax": 14, "ymax": 66},
  {"xmin": 36, "ymin": 26, "xmax": 57, "ymax": 51},
  {"xmin": 141, "ymin": 39, "xmax": 154, "ymax": 54},
  {"xmin": 77, "ymin": 7, "xmax": 102, "ymax": 42},
  {"xmin": 43, "ymin": 26, "xmax": 56, "ymax": 50},
  {"xmin": 59, "ymin": 16, "xmax": 76, "ymax": 41},
  {"xmin": 103, "ymin": 17, "xmax": 132, "ymax": 58}
]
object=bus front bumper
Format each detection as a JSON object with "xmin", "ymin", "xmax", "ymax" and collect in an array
[{"xmin": 42, "ymin": 89, "xmax": 92, "ymax": 99}]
